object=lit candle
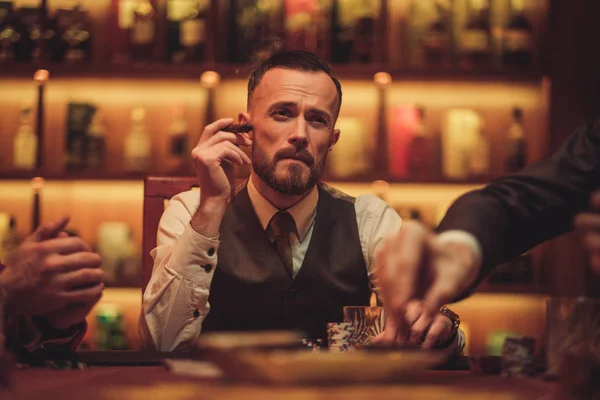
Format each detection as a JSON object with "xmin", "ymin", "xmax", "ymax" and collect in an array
[
  {"xmin": 388, "ymin": 105, "xmax": 420, "ymax": 178},
  {"xmin": 33, "ymin": 69, "xmax": 49, "ymax": 170}
]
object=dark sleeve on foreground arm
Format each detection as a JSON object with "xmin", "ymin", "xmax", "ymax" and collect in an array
[{"xmin": 437, "ymin": 118, "xmax": 600, "ymax": 276}]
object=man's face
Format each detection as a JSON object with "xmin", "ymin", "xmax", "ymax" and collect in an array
[{"xmin": 247, "ymin": 68, "xmax": 340, "ymax": 195}]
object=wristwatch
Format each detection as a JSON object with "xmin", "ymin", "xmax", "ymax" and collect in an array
[{"xmin": 435, "ymin": 306, "xmax": 461, "ymax": 348}]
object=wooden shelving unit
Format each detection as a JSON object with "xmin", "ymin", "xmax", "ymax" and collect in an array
[{"xmin": 0, "ymin": 61, "xmax": 545, "ymax": 83}]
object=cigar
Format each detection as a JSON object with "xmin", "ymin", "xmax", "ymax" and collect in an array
[{"xmin": 223, "ymin": 123, "xmax": 253, "ymax": 134}]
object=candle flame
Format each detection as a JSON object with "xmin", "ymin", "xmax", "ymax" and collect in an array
[
  {"xmin": 373, "ymin": 72, "xmax": 392, "ymax": 87},
  {"xmin": 370, "ymin": 292, "xmax": 377, "ymax": 307},
  {"xmin": 31, "ymin": 177, "xmax": 45, "ymax": 191},
  {"xmin": 200, "ymin": 71, "xmax": 220, "ymax": 88},
  {"xmin": 33, "ymin": 69, "xmax": 50, "ymax": 84}
]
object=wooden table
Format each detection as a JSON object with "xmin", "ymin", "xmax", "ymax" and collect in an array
[{"xmin": 5, "ymin": 366, "xmax": 555, "ymax": 400}]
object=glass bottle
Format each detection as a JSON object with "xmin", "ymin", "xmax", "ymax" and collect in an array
[
  {"xmin": 168, "ymin": 104, "xmax": 189, "ymax": 172},
  {"xmin": 502, "ymin": 0, "xmax": 532, "ymax": 69},
  {"xmin": 86, "ymin": 109, "xmax": 107, "ymax": 170},
  {"xmin": 124, "ymin": 107, "xmax": 151, "ymax": 172},
  {"xmin": 13, "ymin": 105, "xmax": 37, "ymax": 170},
  {"xmin": 130, "ymin": 0, "xmax": 156, "ymax": 61},
  {"xmin": 505, "ymin": 106, "xmax": 527, "ymax": 173},
  {"xmin": 459, "ymin": 0, "xmax": 491, "ymax": 69}
]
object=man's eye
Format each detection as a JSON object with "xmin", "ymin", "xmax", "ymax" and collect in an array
[
  {"xmin": 310, "ymin": 117, "xmax": 327, "ymax": 127},
  {"xmin": 273, "ymin": 109, "xmax": 290, "ymax": 118}
]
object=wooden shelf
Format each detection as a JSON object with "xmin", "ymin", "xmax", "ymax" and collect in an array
[
  {"xmin": 0, "ymin": 170, "xmax": 180, "ymax": 181},
  {"xmin": 0, "ymin": 62, "xmax": 545, "ymax": 83},
  {"xmin": 0, "ymin": 170, "xmax": 499, "ymax": 185}
]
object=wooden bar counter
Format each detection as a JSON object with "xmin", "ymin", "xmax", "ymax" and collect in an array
[{"xmin": 6, "ymin": 365, "xmax": 555, "ymax": 400}]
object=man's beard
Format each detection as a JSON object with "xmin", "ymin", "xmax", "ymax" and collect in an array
[{"xmin": 252, "ymin": 142, "xmax": 326, "ymax": 195}]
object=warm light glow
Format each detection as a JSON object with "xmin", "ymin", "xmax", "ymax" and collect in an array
[
  {"xmin": 373, "ymin": 72, "xmax": 392, "ymax": 87},
  {"xmin": 31, "ymin": 177, "xmax": 45, "ymax": 191},
  {"xmin": 33, "ymin": 69, "xmax": 50, "ymax": 84},
  {"xmin": 370, "ymin": 180, "xmax": 390, "ymax": 198},
  {"xmin": 369, "ymin": 292, "xmax": 377, "ymax": 307},
  {"xmin": 200, "ymin": 71, "xmax": 221, "ymax": 88}
]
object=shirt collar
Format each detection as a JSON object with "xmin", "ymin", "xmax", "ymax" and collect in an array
[{"xmin": 247, "ymin": 178, "xmax": 318, "ymax": 241}]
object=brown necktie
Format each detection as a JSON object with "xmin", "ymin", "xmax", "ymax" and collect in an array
[{"xmin": 268, "ymin": 211, "xmax": 297, "ymax": 277}]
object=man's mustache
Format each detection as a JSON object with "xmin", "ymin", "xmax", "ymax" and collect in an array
[{"xmin": 275, "ymin": 147, "xmax": 314, "ymax": 166}]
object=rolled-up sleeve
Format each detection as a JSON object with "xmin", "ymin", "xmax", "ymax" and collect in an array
[{"xmin": 140, "ymin": 190, "xmax": 219, "ymax": 352}]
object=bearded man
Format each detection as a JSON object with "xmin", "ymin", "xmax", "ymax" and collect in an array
[{"xmin": 140, "ymin": 51, "xmax": 464, "ymax": 353}]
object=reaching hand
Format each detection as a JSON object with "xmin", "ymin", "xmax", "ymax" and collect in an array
[
  {"xmin": 374, "ymin": 221, "xmax": 479, "ymax": 332},
  {"xmin": 375, "ymin": 300, "xmax": 454, "ymax": 349}
]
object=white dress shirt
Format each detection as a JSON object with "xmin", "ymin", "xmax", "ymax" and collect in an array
[{"xmin": 141, "ymin": 180, "xmax": 465, "ymax": 352}]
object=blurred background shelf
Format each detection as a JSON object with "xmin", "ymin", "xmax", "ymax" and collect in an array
[
  {"xmin": 0, "ymin": 62, "xmax": 545, "ymax": 83},
  {"xmin": 0, "ymin": 170, "xmax": 502, "ymax": 185}
]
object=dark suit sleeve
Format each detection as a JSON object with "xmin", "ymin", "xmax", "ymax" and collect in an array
[{"xmin": 437, "ymin": 118, "xmax": 600, "ymax": 277}]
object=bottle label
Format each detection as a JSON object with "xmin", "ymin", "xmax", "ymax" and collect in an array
[
  {"xmin": 180, "ymin": 19, "xmax": 205, "ymax": 46},
  {"xmin": 119, "ymin": 0, "xmax": 137, "ymax": 29},
  {"xmin": 132, "ymin": 20, "xmax": 155, "ymax": 44},
  {"xmin": 503, "ymin": 30, "xmax": 531, "ymax": 52},
  {"xmin": 461, "ymin": 30, "xmax": 489, "ymax": 52}
]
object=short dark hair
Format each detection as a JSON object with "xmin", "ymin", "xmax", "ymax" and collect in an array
[{"xmin": 247, "ymin": 50, "xmax": 343, "ymax": 116}]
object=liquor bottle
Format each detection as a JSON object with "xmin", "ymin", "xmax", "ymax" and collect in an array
[
  {"xmin": 110, "ymin": 0, "xmax": 136, "ymax": 63},
  {"xmin": 459, "ymin": 0, "xmax": 491, "ymax": 70},
  {"xmin": 13, "ymin": 105, "xmax": 37, "ymax": 170},
  {"xmin": 331, "ymin": 0, "xmax": 375, "ymax": 64},
  {"xmin": 229, "ymin": 0, "xmax": 283, "ymax": 63},
  {"xmin": 65, "ymin": 102, "xmax": 96, "ymax": 171},
  {"xmin": 502, "ymin": 0, "xmax": 532, "ymax": 69},
  {"xmin": 421, "ymin": 0, "xmax": 453, "ymax": 68},
  {"xmin": 86, "ymin": 109, "xmax": 107, "ymax": 170},
  {"xmin": 167, "ymin": 104, "xmax": 188, "ymax": 171},
  {"xmin": 124, "ymin": 107, "xmax": 151, "ymax": 172},
  {"xmin": 284, "ymin": 0, "xmax": 321, "ymax": 54},
  {"xmin": 468, "ymin": 117, "xmax": 491, "ymax": 177},
  {"xmin": 505, "ymin": 106, "xmax": 527, "ymax": 173},
  {"xmin": 167, "ymin": 0, "xmax": 207, "ymax": 63},
  {"xmin": 180, "ymin": 0, "xmax": 207, "ymax": 62},
  {"xmin": 407, "ymin": 107, "xmax": 434, "ymax": 179},
  {"xmin": 130, "ymin": 0, "xmax": 156, "ymax": 61},
  {"xmin": 0, "ymin": 213, "xmax": 17, "ymax": 265},
  {"xmin": 0, "ymin": 1, "xmax": 19, "ymax": 62},
  {"xmin": 53, "ymin": 0, "xmax": 92, "ymax": 62},
  {"xmin": 13, "ymin": 0, "xmax": 41, "ymax": 62}
]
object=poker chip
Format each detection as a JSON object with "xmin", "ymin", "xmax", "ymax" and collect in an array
[{"xmin": 326, "ymin": 322, "xmax": 356, "ymax": 353}]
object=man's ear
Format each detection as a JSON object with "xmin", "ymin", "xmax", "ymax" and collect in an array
[
  {"xmin": 329, "ymin": 128, "xmax": 341, "ymax": 151},
  {"xmin": 238, "ymin": 112, "xmax": 252, "ymax": 138}
]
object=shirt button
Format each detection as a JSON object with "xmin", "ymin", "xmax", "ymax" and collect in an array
[
  {"xmin": 193, "ymin": 310, "xmax": 200, "ymax": 318},
  {"xmin": 207, "ymin": 247, "xmax": 215, "ymax": 256},
  {"xmin": 201, "ymin": 264, "xmax": 212, "ymax": 273},
  {"xmin": 287, "ymin": 289, "xmax": 296, "ymax": 299}
]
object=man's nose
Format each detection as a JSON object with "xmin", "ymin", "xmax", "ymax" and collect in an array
[{"xmin": 288, "ymin": 118, "xmax": 309, "ymax": 147}]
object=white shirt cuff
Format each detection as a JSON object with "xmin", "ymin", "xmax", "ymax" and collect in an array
[
  {"xmin": 168, "ymin": 223, "xmax": 220, "ymax": 282},
  {"xmin": 435, "ymin": 230, "xmax": 483, "ymax": 271}
]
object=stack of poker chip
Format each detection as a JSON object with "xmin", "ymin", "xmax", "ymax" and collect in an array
[{"xmin": 327, "ymin": 322, "xmax": 356, "ymax": 352}]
